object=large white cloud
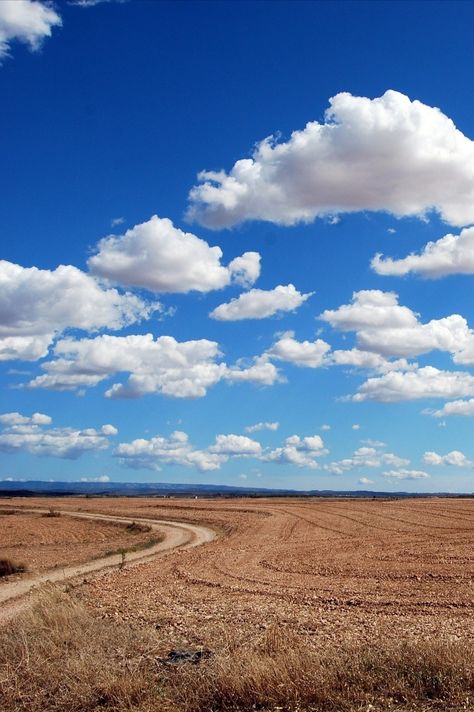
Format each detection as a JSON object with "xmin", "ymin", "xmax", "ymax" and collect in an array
[
  {"xmin": 372, "ymin": 226, "xmax": 474, "ymax": 278},
  {"xmin": 423, "ymin": 450, "xmax": 473, "ymax": 467},
  {"xmin": 210, "ymin": 284, "xmax": 312, "ymax": 321},
  {"xmin": 353, "ymin": 366, "xmax": 474, "ymax": 403},
  {"xmin": 88, "ymin": 215, "xmax": 261, "ymax": 293},
  {"xmin": 25, "ymin": 333, "xmax": 281, "ymax": 398},
  {"xmin": 0, "ymin": 260, "xmax": 157, "ymax": 361},
  {"xmin": 0, "ymin": 411, "xmax": 117, "ymax": 459},
  {"xmin": 0, "ymin": 0, "xmax": 61, "ymax": 59},
  {"xmin": 188, "ymin": 90, "xmax": 474, "ymax": 229},
  {"xmin": 320, "ymin": 290, "xmax": 474, "ymax": 361}
]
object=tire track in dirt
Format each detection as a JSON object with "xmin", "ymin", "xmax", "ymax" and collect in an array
[{"xmin": 0, "ymin": 509, "xmax": 216, "ymax": 621}]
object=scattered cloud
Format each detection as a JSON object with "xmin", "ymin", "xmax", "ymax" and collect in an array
[
  {"xmin": 352, "ymin": 424, "xmax": 360, "ymax": 431},
  {"xmin": 208, "ymin": 434, "xmax": 262, "ymax": 456},
  {"xmin": 353, "ymin": 366, "xmax": 474, "ymax": 403},
  {"xmin": 358, "ymin": 477, "xmax": 374, "ymax": 485},
  {"xmin": 80, "ymin": 475, "xmax": 111, "ymax": 482},
  {"xmin": 115, "ymin": 430, "xmax": 225, "ymax": 472},
  {"xmin": 383, "ymin": 469, "xmax": 430, "ymax": 480},
  {"xmin": 423, "ymin": 450, "xmax": 473, "ymax": 467},
  {"xmin": 264, "ymin": 434, "xmax": 328, "ymax": 469},
  {"xmin": 188, "ymin": 90, "xmax": 474, "ymax": 229},
  {"xmin": 0, "ymin": 260, "xmax": 157, "ymax": 361},
  {"xmin": 245, "ymin": 421, "xmax": 279, "ymax": 433},
  {"xmin": 321, "ymin": 424, "xmax": 331, "ymax": 431},
  {"xmin": 88, "ymin": 215, "xmax": 261, "ymax": 293},
  {"xmin": 372, "ymin": 226, "xmax": 474, "ymax": 278},
  {"xmin": 25, "ymin": 334, "xmax": 280, "ymax": 398},
  {"xmin": 267, "ymin": 331, "xmax": 331, "ymax": 367},
  {"xmin": 0, "ymin": 412, "xmax": 116, "ymax": 459},
  {"xmin": 111, "ymin": 216, "xmax": 125, "ymax": 227},
  {"xmin": 210, "ymin": 284, "xmax": 312, "ymax": 321},
  {"xmin": 0, "ymin": 0, "xmax": 61, "ymax": 60},
  {"xmin": 325, "ymin": 446, "xmax": 409, "ymax": 475},
  {"xmin": 321, "ymin": 289, "xmax": 474, "ymax": 363},
  {"xmin": 427, "ymin": 398, "xmax": 474, "ymax": 418}
]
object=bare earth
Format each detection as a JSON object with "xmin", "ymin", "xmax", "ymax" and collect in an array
[
  {"xmin": 0, "ymin": 509, "xmax": 156, "ymax": 572},
  {"xmin": 1, "ymin": 496, "xmax": 473, "ymax": 658}
]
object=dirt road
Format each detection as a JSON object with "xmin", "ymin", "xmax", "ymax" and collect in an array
[{"xmin": 0, "ymin": 508, "xmax": 216, "ymax": 619}]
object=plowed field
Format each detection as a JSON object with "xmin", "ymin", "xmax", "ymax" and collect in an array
[
  {"xmin": 3, "ymin": 496, "xmax": 473, "ymax": 654},
  {"xmin": 0, "ymin": 508, "xmax": 156, "ymax": 573}
]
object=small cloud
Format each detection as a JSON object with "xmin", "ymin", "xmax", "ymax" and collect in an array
[
  {"xmin": 321, "ymin": 424, "xmax": 331, "ymax": 431},
  {"xmin": 111, "ymin": 216, "xmax": 125, "ymax": 227},
  {"xmin": 361, "ymin": 439, "xmax": 386, "ymax": 448},
  {"xmin": 387, "ymin": 228, "xmax": 397, "ymax": 234},
  {"xmin": 239, "ymin": 474, "xmax": 248, "ymax": 480},
  {"xmin": 245, "ymin": 421, "xmax": 279, "ymax": 433},
  {"xmin": 352, "ymin": 424, "xmax": 361, "ymax": 431},
  {"xmin": 358, "ymin": 477, "xmax": 374, "ymax": 485},
  {"xmin": 327, "ymin": 215, "xmax": 341, "ymax": 225},
  {"xmin": 80, "ymin": 475, "xmax": 111, "ymax": 482},
  {"xmin": 438, "ymin": 421, "xmax": 447, "ymax": 428}
]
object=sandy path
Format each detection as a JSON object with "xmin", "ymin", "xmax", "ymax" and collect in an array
[{"xmin": 0, "ymin": 508, "xmax": 216, "ymax": 620}]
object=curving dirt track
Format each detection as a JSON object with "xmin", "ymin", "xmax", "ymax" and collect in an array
[
  {"xmin": 2, "ymin": 496, "xmax": 474, "ymax": 652},
  {"xmin": 0, "ymin": 507, "xmax": 216, "ymax": 621}
]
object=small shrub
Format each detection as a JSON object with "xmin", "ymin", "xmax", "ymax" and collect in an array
[
  {"xmin": 126, "ymin": 520, "xmax": 152, "ymax": 534},
  {"xmin": 0, "ymin": 558, "xmax": 27, "ymax": 577},
  {"xmin": 42, "ymin": 508, "xmax": 61, "ymax": 518}
]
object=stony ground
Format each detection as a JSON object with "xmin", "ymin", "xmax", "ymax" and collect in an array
[{"xmin": 3, "ymin": 496, "xmax": 472, "ymax": 657}]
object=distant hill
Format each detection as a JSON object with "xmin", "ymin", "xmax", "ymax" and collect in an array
[{"xmin": 0, "ymin": 479, "xmax": 469, "ymax": 498}]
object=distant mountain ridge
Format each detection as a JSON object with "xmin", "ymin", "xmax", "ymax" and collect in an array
[{"xmin": 0, "ymin": 479, "xmax": 468, "ymax": 498}]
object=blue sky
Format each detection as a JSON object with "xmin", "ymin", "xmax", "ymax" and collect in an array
[{"xmin": 1, "ymin": 0, "xmax": 474, "ymax": 492}]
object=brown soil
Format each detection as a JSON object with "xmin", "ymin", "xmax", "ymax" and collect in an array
[
  {"xmin": 3, "ymin": 496, "xmax": 473, "ymax": 656},
  {"xmin": 0, "ymin": 508, "xmax": 156, "ymax": 574}
]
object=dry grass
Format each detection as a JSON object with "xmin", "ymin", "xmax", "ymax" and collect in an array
[
  {"xmin": 1, "ymin": 589, "xmax": 473, "ymax": 711},
  {"xmin": 172, "ymin": 625, "xmax": 474, "ymax": 711},
  {"xmin": 0, "ymin": 557, "xmax": 26, "ymax": 577},
  {"xmin": 0, "ymin": 587, "xmax": 165, "ymax": 712}
]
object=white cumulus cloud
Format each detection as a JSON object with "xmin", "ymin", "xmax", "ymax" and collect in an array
[
  {"xmin": 423, "ymin": 450, "xmax": 473, "ymax": 467},
  {"xmin": 88, "ymin": 215, "xmax": 261, "ymax": 293},
  {"xmin": 245, "ymin": 421, "xmax": 279, "ymax": 433},
  {"xmin": 0, "ymin": 260, "xmax": 157, "ymax": 361},
  {"xmin": 428, "ymin": 398, "xmax": 474, "ymax": 418},
  {"xmin": 209, "ymin": 434, "xmax": 262, "ymax": 456},
  {"xmin": 372, "ymin": 226, "xmax": 474, "ymax": 278},
  {"xmin": 0, "ymin": 0, "xmax": 61, "ymax": 59},
  {"xmin": 353, "ymin": 366, "xmax": 474, "ymax": 403},
  {"xmin": 210, "ymin": 284, "xmax": 312, "ymax": 321},
  {"xmin": 383, "ymin": 469, "xmax": 430, "ymax": 480},
  {"xmin": 188, "ymin": 90, "xmax": 474, "ymax": 229},
  {"xmin": 25, "ymin": 334, "xmax": 280, "ymax": 398},
  {"xmin": 0, "ymin": 412, "xmax": 116, "ymax": 459},
  {"xmin": 264, "ymin": 434, "xmax": 327, "ymax": 469},
  {"xmin": 266, "ymin": 331, "xmax": 331, "ymax": 368}
]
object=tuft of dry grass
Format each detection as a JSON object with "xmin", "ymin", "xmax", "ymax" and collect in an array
[
  {"xmin": 42, "ymin": 508, "xmax": 61, "ymax": 518},
  {"xmin": 0, "ymin": 557, "xmax": 26, "ymax": 577},
  {"xmin": 1, "ymin": 591, "xmax": 473, "ymax": 711},
  {"xmin": 126, "ymin": 520, "xmax": 153, "ymax": 534}
]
